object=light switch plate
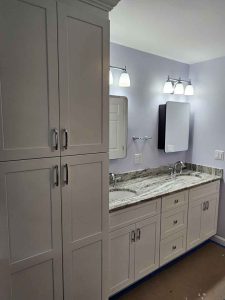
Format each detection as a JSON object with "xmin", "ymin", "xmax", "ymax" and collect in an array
[
  {"xmin": 134, "ymin": 153, "xmax": 143, "ymax": 164},
  {"xmin": 215, "ymin": 150, "xmax": 224, "ymax": 161}
]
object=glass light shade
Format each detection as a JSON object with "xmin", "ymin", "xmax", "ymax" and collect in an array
[
  {"xmin": 185, "ymin": 83, "xmax": 194, "ymax": 96},
  {"xmin": 163, "ymin": 80, "xmax": 174, "ymax": 94},
  {"xmin": 119, "ymin": 71, "xmax": 131, "ymax": 87},
  {"xmin": 109, "ymin": 70, "xmax": 113, "ymax": 85},
  {"xmin": 174, "ymin": 82, "xmax": 184, "ymax": 95}
]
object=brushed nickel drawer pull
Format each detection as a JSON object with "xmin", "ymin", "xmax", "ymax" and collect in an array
[
  {"xmin": 63, "ymin": 129, "xmax": 68, "ymax": 150},
  {"xmin": 64, "ymin": 164, "xmax": 69, "ymax": 185},
  {"xmin": 172, "ymin": 245, "xmax": 177, "ymax": 250},
  {"xmin": 53, "ymin": 129, "xmax": 59, "ymax": 150},
  {"xmin": 173, "ymin": 220, "xmax": 178, "ymax": 225},
  {"xmin": 54, "ymin": 165, "xmax": 59, "ymax": 187},
  {"xmin": 174, "ymin": 199, "xmax": 179, "ymax": 204}
]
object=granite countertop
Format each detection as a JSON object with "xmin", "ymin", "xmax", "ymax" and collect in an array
[{"xmin": 109, "ymin": 170, "xmax": 222, "ymax": 212}]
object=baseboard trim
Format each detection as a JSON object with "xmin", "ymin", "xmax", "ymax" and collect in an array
[{"xmin": 211, "ymin": 235, "xmax": 225, "ymax": 247}]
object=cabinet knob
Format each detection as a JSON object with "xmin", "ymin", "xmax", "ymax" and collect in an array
[
  {"xmin": 174, "ymin": 199, "xmax": 179, "ymax": 204},
  {"xmin": 173, "ymin": 220, "xmax": 178, "ymax": 225},
  {"xmin": 172, "ymin": 245, "xmax": 177, "ymax": 250}
]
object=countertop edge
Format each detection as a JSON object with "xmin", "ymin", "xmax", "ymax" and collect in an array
[{"xmin": 109, "ymin": 177, "xmax": 221, "ymax": 213}]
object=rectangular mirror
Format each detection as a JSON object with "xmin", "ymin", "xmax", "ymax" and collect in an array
[
  {"xmin": 109, "ymin": 95, "xmax": 128, "ymax": 159},
  {"xmin": 158, "ymin": 101, "xmax": 190, "ymax": 153}
]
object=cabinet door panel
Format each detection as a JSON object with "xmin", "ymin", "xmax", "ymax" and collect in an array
[
  {"xmin": 61, "ymin": 154, "xmax": 108, "ymax": 300},
  {"xmin": 0, "ymin": 158, "xmax": 63, "ymax": 300},
  {"xmin": 135, "ymin": 215, "xmax": 160, "ymax": 280},
  {"xmin": 187, "ymin": 198, "xmax": 203, "ymax": 250},
  {"xmin": 201, "ymin": 195, "xmax": 219, "ymax": 241},
  {"xmin": 58, "ymin": 2, "xmax": 109, "ymax": 155},
  {"xmin": 0, "ymin": 0, "xmax": 59, "ymax": 161},
  {"xmin": 109, "ymin": 226, "xmax": 135, "ymax": 296}
]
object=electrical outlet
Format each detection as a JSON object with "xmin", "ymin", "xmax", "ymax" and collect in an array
[
  {"xmin": 215, "ymin": 150, "xmax": 224, "ymax": 161},
  {"xmin": 134, "ymin": 153, "xmax": 143, "ymax": 164}
]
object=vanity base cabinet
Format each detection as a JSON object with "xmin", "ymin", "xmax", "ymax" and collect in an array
[
  {"xmin": 109, "ymin": 215, "xmax": 160, "ymax": 296},
  {"xmin": 109, "ymin": 225, "xmax": 135, "ymax": 296},
  {"xmin": 187, "ymin": 181, "xmax": 220, "ymax": 251}
]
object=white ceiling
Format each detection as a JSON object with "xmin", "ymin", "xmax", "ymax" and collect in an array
[{"xmin": 110, "ymin": 0, "xmax": 225, "ymax": 64}]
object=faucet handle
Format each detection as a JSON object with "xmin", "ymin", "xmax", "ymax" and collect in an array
[{"xmin": 169, "ymin": 167, "xmax": 174, "ymax": 176}]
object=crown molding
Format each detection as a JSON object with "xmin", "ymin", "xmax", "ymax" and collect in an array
[{"xmin": 78, "ymin": 0, "xmax": 120, "ymax": 11}]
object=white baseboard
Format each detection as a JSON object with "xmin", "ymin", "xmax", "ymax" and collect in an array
[{"xmin": 211, "ymin": 235, "xmax": 225, "ymax": 247}]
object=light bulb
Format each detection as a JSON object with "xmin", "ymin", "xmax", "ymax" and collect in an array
[
  {"xmin": 109, "ymin": 70, "xmax": 113, "ymax": 85},
  {"xmin": 174, "ymin": 81, "xmax": 184, "ymax": 95},
  {"xmin": 163, "ymin": 80, "xmax": 174, "ymax": 94},
  {"xmin": 119, "ymin": 71, "xmax": 131, "ymax": 87},
  {"xmin": 185, "ymin": 82, "xmax": 194, "ymax": 96}
]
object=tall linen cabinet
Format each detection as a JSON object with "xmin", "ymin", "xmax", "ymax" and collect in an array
[{"xmin": 0, "ymin": 0, "xmax": 119, "ymax": 299}]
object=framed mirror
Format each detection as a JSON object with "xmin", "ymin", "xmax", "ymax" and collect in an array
[{"xmin": 109, "ymin": 95, "xmax": 128, "ymax": 159}]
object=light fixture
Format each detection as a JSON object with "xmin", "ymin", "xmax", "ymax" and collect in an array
[
  {"xmin": 163, "ymin": 76, "xmax": 194, "ymax": 96},
  {"xmin": 185, "ymin": 81, "xmax": 194, "ymax": 96},
  {"xmin": 110, "ymin": 65, "xmax": 131, "ymax": 87},
  {"xmin": 109, "ymin": 70, "xmax": 113, "ymax": 85},
  {"xmin": 174, "ymin": 79, "xmax": 184, "ymax": 95},
  {"xmin": 163, "ymin": 76, "xmax": 174, "ymax": 94}
]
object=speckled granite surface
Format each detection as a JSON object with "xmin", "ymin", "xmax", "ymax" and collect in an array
[{"xmin": 109, "ymin": 167, "xmax": 222, "ymax": 212}]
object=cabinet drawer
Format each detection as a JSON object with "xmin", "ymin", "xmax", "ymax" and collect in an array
[
  {"xmin": 162, "ymin": 191, "xmax": 188, "ymax": 212},
  {"xmin": 110, "ymin": 199, "xmax": 161, "ymax": 231},
  {"xmin": 189, "ymin": 181, "xmax": 220, "ymax": 202},
  {"xmin": 160, "ymin": 230, "xmax": 186, "ymax": 266},
  {"xmin": 161, "ymin": 205, "xmax": 188, "ymax": 239}
]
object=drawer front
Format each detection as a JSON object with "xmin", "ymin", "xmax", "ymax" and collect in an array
[
  {"xmin": 162, "ymin": 191, "xmax": 188, "ymax": 212},
  {"xmin": 161, "ymin": 205, "xmax": 188, "ymax": 239},
  {"xmin": 189, "ymin": 181, "xmax": 220, "ymax": 203},
  {"xmin": 160, "ymin": 230, "xmax": 187, "ymax": 266},
  {"xmin": 110, "ymin": 199, "xmax": 161, "ymax": 231}
]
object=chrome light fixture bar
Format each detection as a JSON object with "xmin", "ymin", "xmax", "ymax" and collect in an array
[
  {"xmin": 109, "ymin": 65, "xmax": 131, "ymax": 87},
  {"xmin": 163, "ymin": 76, "xmax": 194, "ymax": 96}
]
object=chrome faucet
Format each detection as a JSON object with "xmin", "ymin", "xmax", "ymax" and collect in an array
[
  {"xmin": 109, "ymin": 173, "xmax": 121, "ymax": 188},
  {"xmin": 169, "ymin": 161, "xmax": 186, "ymax": 178}
]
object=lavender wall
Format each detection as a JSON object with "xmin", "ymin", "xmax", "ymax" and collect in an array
[
  {"xmin": 188, "ymin": 57, "xmax": 225, "ymax": 238},
  {"xmin": 109, "ymin": 43, "xmax": 189, "ymax": 173}
]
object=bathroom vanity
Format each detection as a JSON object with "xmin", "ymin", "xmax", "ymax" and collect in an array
[{"xmin": 109, "ymin": 170, "xmax": 221, "ymax": 295}]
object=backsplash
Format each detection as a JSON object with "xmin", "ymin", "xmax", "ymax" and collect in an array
[{"xmin": 110, "ymin": 163, "xmax": 223, "ymax": 184}]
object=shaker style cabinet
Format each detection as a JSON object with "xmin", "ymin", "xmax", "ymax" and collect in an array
[
  {"xmin": 187, "ymin": 181, "xmax": 220, "ymax": 250},
  {"xmin": 0, "ymin": 0, "xmax": 109, "ymax": 162},
  {"xmin": 0, "ymin": 158, "xmax": 63, "ymax": 300},
  {"xmin": 58, "ymin": 2, "xmax": 109, "ymax": 156},
  {"xmin": 0, "ymin": 0, "xmax": 60, "ymax": 161},
  {"xmin": 109, "ymin": 215, "xmax": 160, "ymax": 295},
  {"xmin": 0, "ymin": 0, "xmax": 114, "ymax": 299},
  {"xmin": 61, "ymin": 153, "xmax": 109, "ymax": 300}
]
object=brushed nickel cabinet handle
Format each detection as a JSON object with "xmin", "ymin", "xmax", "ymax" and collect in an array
[
  {"xmin": 53, "ymin": 129, "xmax": 58, "ymax": 150},
  {"xmin": 54, "ymin": 165, "xmax": 59, "ymax": 187},
  {"xmin": 63, "ymin": 129, "xmax": 68, "ymax": 150},
  {"xmin": 64, "ymin": 164, "xmax": 69, "ymax": 185},
  {"xmin": 136, "ymin": 228, "xmax": 141, "ymax": 240},
  {"xmin": 203, "ymin": 202, "xmax": 206, "ymax": 211},
  {"xmin": 206, "ymin": 201, "xmax": 209, "ymax": 210},
  {"xmin": 131, "ymin": 230, "xmax": 136, "ymax": 243}
]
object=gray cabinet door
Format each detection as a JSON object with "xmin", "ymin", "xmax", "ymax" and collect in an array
[
  {"xmin": 135, "ymin": 215, "xmax": 160, "ymax": 281},
  {"xmin": 0, "ymin": 0, "xmax": 60, "ymax": 161},
  {"xmin": 109, "ymin": 225, "xmax": 135, "ymax": 296},
  {"xmin": 58, "ymin": 2, "xmax": 109, "ymax": 156},
  {"xmin": 0, "ymin": 158, "xmax": 63, "ymax": 300},
  {"xmin": 61, "ymin": 153, "xmax": 108, "ymax": 300}
]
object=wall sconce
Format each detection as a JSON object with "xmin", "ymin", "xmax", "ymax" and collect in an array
[
  {"xmin": 109, "ymin": 65, "xmax": 131, "ymax": 87},
  {"xmin": 163, "ymin": 76, "xmax": 194, "ymax": 96}
]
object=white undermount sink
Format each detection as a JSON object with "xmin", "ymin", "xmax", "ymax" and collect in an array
[{"xmin": 109, "ymin": 188, "xmax": 136, "ymax": 201}]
